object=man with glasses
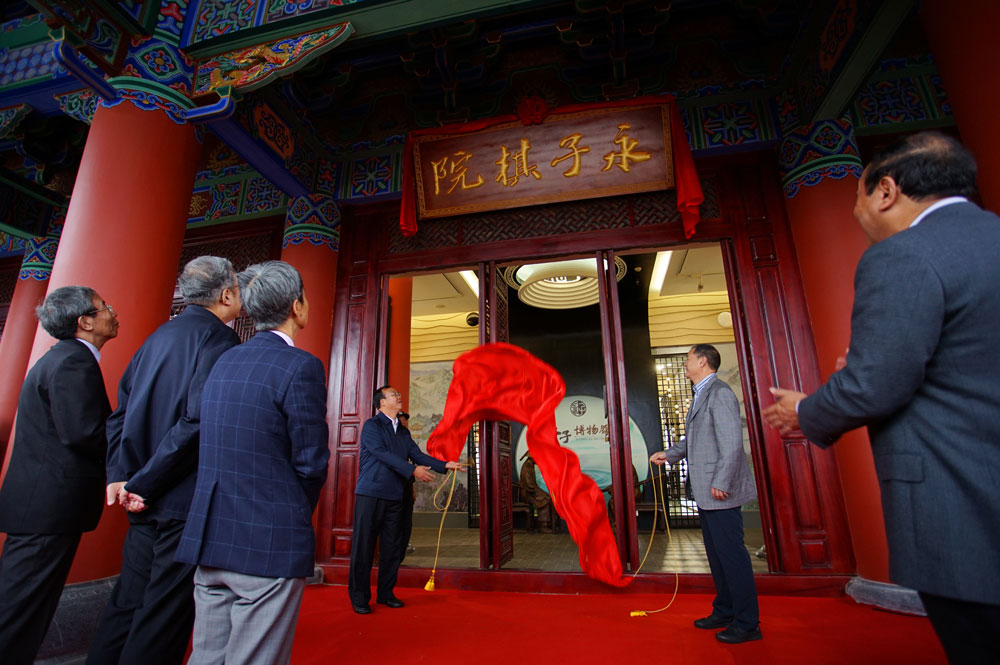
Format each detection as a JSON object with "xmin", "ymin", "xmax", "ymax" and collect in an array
[
  {"xmin": 87, "ymin": 256, "xmax": 242, "ymax": 665},
  {"xmin": 0, "ymin": 286, "xmax": 118, "ymax": 665},
  {"xmin": 348, "ymin": 386, "xmax": 463, "ymax": 613}
]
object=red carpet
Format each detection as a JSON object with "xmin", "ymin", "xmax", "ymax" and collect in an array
[{"xmin": 291, "ymin": 584, "xmax": 947, "ymax": 664}]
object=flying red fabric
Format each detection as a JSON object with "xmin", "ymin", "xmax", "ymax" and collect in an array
[{"xmin": 426, "ymin": 343, "xmax": 631, "ymax": 588}]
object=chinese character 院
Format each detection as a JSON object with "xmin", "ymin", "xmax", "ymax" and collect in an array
[{"xmin": 431, "ymin": 150, "xmax": 485, "ymax": 195}]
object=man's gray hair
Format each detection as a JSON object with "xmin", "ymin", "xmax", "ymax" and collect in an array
[
  {"xmin": 238, "ymin": 261, "xmax": 304, "ymax": 331},
  {"xmin": 36, "ymin": 285, "xmax": 99, "ymax": 340},
  {"xmin": 178, "ymin": 256, "xmax": 237, "ymax": 306}
]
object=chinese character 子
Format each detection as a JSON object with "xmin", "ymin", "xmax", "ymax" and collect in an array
[
  {"xmin": 550, "ymin": 133, "xmax": 591, "ymax": 177},
  {"xmin": 558, "ymin": 429, "xmax": 571, "ymax": 444},
  {"xmin": 602, "ymin": 123, "xmax": 652, "ymax": 173},
  {"xmin": 431, "ymin": 151, "xmax": 485, "ymax": 195},
  {"xmin": 495, "ymin": 138, "xmax": 542, "ymax": 187}
]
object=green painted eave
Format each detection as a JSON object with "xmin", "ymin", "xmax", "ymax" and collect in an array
[
  {"xmin": 0, "ymin": 14, "xmax": 49, "ymax": 49},
  {"xmin": 186, "ymin": 0, "xmax": 565, "ymax": 59}
]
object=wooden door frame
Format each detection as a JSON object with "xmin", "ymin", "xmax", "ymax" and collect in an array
[{"xmin": 316, "ymin": 150, "xmax": 856, "ymax": 586}]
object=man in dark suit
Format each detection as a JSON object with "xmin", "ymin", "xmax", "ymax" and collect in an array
[
  {"xmin": 177, "ymin": 260, "xmax": 329, "ymax": 665},
  {"xmin": 764, "ymin": 132, "xmax": 1000, "ymax": 664},
  {"xmin": 651, "ymin": 344, "xmax": 760, "ymax": 644},
  {"xmin": 0, "ymin": 285, "xmax": 118, "ymax": 665},
  {"xmin": 87, "ymin": 256, "xmax": 242, "ymax": 665},
  {"xmin": 348, "ymin": 386, "xmax": 462, "ymax": 613}
]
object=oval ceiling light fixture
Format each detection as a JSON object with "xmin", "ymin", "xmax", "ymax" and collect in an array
[{"xmin": 503, "ymin": 257, "xmax": 627, "ymax": 309}]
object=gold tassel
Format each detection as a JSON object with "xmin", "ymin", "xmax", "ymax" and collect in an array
[
  {"xmin": 425, "ymin": 469, "xmax": 458, "ymax": 592},
  {"xmin": 629, "ymin": 461, "xmax": 679, "ymax": 617}
]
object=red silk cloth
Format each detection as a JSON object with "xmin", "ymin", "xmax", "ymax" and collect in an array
[
  {"xmin": 400, "ymin": 95, "xmax": 704, "ymax": 239},
  {"xmin": 426, "ymin": 343, "xmax": 631, "ymax": 587}
]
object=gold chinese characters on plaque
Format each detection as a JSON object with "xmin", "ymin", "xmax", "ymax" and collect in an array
[{"xmin": 412, "ymin": 104, "xmax": 673, "ymax": 219}]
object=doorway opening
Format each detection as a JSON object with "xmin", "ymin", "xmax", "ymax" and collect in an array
[{"xmin": 383, "ymin": 244, "xmax": 767, "ymax": 575}]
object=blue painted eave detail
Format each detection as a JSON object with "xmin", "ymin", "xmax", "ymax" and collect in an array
[{"xmin": 208, "ymin": 117, "xmax": 309, "ymax": 199}]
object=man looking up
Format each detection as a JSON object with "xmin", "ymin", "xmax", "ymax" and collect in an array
[
  {"xmin": 177, "ymin": 260, "xmax": 329, "ymax": 665},
  {"xmin": 651, "ymin": 344, "xmax": 760, "ymax": 644},
  {"xmin": 348, "ymin": 386, "xmax": 463, "ymax": 614},
  {"xmin": 0, "ymin": 286, "xmax": 118, "ymax": 665},
  {"xmin": 88, "ymin": 256, "xmax": 242, "ymax": 665},
  {"xmin": 764, "ymin": 131, "xmax": 1000, "ymax": 664}
]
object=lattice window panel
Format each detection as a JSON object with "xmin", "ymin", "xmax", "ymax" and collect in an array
[
  {"xmin": 654, "ymin": 353, "xmax": 699, "ymax": 527},
  {"xmin": 388, "ymin": 180, "xmax": 720, "ymax": 255},
  {"xmin": 177, "ymin": 232, "xmax": 275, "ymax": 275},
  {"xmin": 466, "ymin": 422, "xmax": 480, "ymax": 528}
]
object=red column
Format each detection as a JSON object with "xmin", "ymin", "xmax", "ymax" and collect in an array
[
  {"xmin": 920, "ymin": 0, "xmax": 1000, "ymax": 212},
  {"xmin": 280, "ymin": 195, "xmax": 341, "ymax": 374},
  {"xmin": 386, "ymin": 278, "xmax": 412, "ymax": 412},
  {"xmin": 11, "ymin": 98, "xmax": 201, "ymax": 583},
  {"xmin": 779, "ymin": 120, "xmax": 890, "ymax": 584},
  {"xmin": 0, "ymin": 236, "xmax": 55, "ymax": 461}
]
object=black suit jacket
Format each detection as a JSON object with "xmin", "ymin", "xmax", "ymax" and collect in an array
[
  {"xmin": 0, "ymin": 339, "xmax": 111, "ymax": 534},
  {"xmin": 106, "ymin": 305, "xmax": 240, "ymax": 520},
  {"xmin": 798, "ymin": 201, "xmax": 1000, "ymax": 605},
  {"xmin": 354, "ymin": 412, "xmax": 446, "ymax": 500}
]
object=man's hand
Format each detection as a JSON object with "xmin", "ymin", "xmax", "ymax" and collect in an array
[
  {"xmin": 711, "ymin": 487, "xmax": 729, "ymax": 501},
  {"xmin": 649, "ymin": 451, "xmax": 668, "ymax": 466},
  {"xmin": 834, "ymin": 346, "xmax": 849, "ymax": 372},
  {"xmin": 763, "ymin": 387, "xmax": 807, "ymax": 434},
  {"xmin": 445, "ymin": 461, "xmax": 465, "ymax": 471},
  {"xmin": 121, "ymin": 492, "xmax": 147, "ymax": 513},
  {"xmin": 413, "ymin": 465, "xmax": 435, "ymax": 482},
  {"xmin": 106, "ymin": 481, "xmax": 127, "ymax": 506}
]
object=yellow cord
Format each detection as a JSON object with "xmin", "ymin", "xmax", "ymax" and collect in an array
[
  {"xmin": 630, "ymin": 461, "xmax": 680, "ymax": 617},
  {"xmin": 425, "ymin": 468, "xmax": 458, "ymax": 591}
]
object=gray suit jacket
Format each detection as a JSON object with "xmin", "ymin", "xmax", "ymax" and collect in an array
[
  {"xmin": 665, "ymin": 375, "xmax": 755, "ymax": 510},
  {"xmin": 798, "ymin": 201, "xmax": 1000, "ymax": 605}
]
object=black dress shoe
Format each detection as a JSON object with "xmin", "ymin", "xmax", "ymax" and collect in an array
[
  {"xmin": 352, "ymin": 604, "xmax": 371, "ymax": 614},
  {"xmin": 376, "ymin": 596, "xmax": 404, "ymax": 608},
  {"xmin": 693, "ymin": 614, "xmax": 732, "ymax": 629},
  {"xmin": 715, "ymin": 625, "xmax": 763, "ymax": 644}
]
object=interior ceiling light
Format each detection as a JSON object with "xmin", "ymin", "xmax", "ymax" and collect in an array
[{"xmin": 502, "ymin": 257, "xmax": 627, "ymax": 309}]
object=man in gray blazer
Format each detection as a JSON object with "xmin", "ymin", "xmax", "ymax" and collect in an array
[
  {"xmin": 765, "ymin": 131, "xmax": 1000, "ymax": 664},
  {"xmin": 652, "ymin": 344, "xmax": 760, "ymax": 644}
]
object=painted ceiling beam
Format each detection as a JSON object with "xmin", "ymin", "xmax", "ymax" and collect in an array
[
  {"xmin": 809, "ymin": 0, "xmax": 914, "ymax": 122},
  {"xmin": 187, "ymin": 0, "xmax": 564, "ymax": 59}
]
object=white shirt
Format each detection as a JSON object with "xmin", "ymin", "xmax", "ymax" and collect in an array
[
  {"xmin": 76, "ymin": 337, "xmax": 100, "ymax": 362},
  {"xmin": 909, "ymin": 197, "xmax": 967, "ymax": 228},
  {"xmin": 691, "ymin": 372, "xmax": 716, "ymax": 410},
  {"xmin": 270, "ymin": 330, "xmax": 294, "ymax": 347}
]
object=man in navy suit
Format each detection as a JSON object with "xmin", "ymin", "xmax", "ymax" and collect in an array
[
  {"xmin": 0, "ymin": 286, "xmax": 118, "ymax": 665},
  {"xmin": 348, "ymin": 386, "xmax": 462, "ymax": 613},
  {"xmin": 87, "ymin": 256, "xmax": 242, "ymax": 665},
  {"xmin": 177, "ymin": 260, "xmax": 329, "ymax": 665},
  {"xmin": 764, "ymin": 132, "xmax": 1000, "ymax": 664}
]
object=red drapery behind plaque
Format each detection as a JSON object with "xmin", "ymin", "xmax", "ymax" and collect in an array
[{"xmin": 400, "ymin": 95, "xmax": 703, "ymax": 238}]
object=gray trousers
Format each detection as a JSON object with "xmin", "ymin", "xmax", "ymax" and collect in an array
[{"xmin": 188, "ymin": 566, "xmax": 305, "ymax": 665}]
